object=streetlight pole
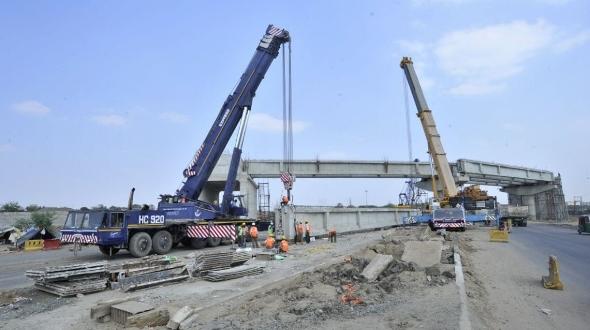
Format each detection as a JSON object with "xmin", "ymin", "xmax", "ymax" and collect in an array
[{"xmin": 365, "ymin": 190, "xmax": 368, "ymax": 206}]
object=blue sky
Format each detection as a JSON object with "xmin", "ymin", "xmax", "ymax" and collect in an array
[{"xmin": 1, "ymin": 0, "xmax": 589, "ymax": 208}]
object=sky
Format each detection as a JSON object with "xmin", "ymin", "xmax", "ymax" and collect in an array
[{"xmin": 1, "ymin": 0, "xmax": 589, "ymax": 209}]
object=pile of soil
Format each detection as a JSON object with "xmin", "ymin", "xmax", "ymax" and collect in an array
[{"xmin": 195, "ymin": 234, "xmax": 456, "ymax": 330}]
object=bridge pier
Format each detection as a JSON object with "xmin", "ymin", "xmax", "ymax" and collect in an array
[{"xmin": 502, "ymin": 175, "xmax": 567, "ymax": 222}]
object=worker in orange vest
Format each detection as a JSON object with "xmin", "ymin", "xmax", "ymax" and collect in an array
[
  {"xmin": 265, "ymin": 234, "xmax": 275, "ymax": 250},
  {"xmin": 279, "ymin": 236, "xmax": 289, "ymax": 253},
  {"xmin": 249, "ymin": 222, "xmax": 259, "ymax": 248},
  {"xmin": 328, "ymin": 228, "xmax": 337, "ymax": 243},
  {"xmin": 305, "ymin": 220, "xmax": 312, "ymax": 244},
  {"xmin": 295, "ymin": 221, "xmax": 304, "ymax": 244}
]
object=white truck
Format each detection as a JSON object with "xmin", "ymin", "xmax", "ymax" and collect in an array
[{"xmin": 499, "ymin": 205, "xmax": 529, "ymax": 227}]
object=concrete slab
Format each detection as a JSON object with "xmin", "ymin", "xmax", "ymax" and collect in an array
[
  {"xmin": 361, "ymin": 254, "xmax": 394, "ymax": 282},
  {"xmin": 401, "ymin": 240, "xmax": 443, "ymax": 268}
]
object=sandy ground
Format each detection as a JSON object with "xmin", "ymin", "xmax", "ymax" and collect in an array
[
  {"xmin": 461, "ymin": 226, "xmax": 589, "ymax": 330},
  {"xmin": 0, "ymin": 226, "xmax": 462, "ymax": 330}
]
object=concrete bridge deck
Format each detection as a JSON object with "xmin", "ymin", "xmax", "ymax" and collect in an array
[{"xmin": 242, "ymin": 158, "xmax": 554, "ymax": 187}]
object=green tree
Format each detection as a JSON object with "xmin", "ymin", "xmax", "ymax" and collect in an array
[{"xmin": 1, "ymin": 202, "xmax": 23, "ymax": 212}]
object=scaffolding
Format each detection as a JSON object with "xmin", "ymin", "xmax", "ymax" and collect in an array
[{"xmin": 256, "ymin": 181, "xmax": 272, "ymax": 221}]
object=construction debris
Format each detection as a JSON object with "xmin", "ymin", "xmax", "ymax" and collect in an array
[
  {"xmin": 167, "ymin": 306, "xmax": 195, "ymax": 330},
  {"xmin": 192, "ymin": 250, "xmax": 251, "ymax": 275},
  {"xmin": 127, "ymin": 307, "xmax": 170, "ymax": 328},
  {"xmin": 360, "ymin": 254, "xmax": 394, "ymax": 282},
  {"xmin": 91, "ymin": 296, "xmax": 138, "ymax": 321},
  {"xmin": 202, "ymin": 264, "xmax": 264, "ymax": 282},
  {"xmin": 26, "ymin": 262, "xmax": 108, "ymax": 297},
  {"xmin": 111, "ymin": 301, "xmax": 154, "ymax": 325},
  {"xmin": 108, "ymin": 256, "xmax": 189, "ymax": 292}
]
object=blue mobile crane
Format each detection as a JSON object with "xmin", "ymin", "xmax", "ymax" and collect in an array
[{"xmin": 61, "ymin": 25, "xmax": 291, "ymax": 257}]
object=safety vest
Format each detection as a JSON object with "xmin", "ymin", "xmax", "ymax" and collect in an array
[
  {"xmin": 238, "ymin": 226, "xmax": 244, "ymax": 236},
  {"xmin": 268, "ymin": 225, "xmax": 274, "ymax": 236},
  {"xmin": 250, "ymin": 226, "xmax": 258, "ymax": 238},
  {"xmin": 265, "ymin": 237, "xmax": 275, "ymax": 249},
  {"xmin": 279, "ymin": 240, "xmax": 289, "ymax": 253},
  {"xmin": 296, "ymin": 224, "xmax": 304, "ymax": 234}
]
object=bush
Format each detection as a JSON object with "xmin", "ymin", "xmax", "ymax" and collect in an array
[
  {"xmin": 26, "ymin": 204, "xmax": 42, "ymax": 212},
  {"xmin": 14, "ymin": 218, "xmax": 33, "ymax": 231},
  {"xmin": 14, "ymin": 211, "xmax": 56, "ymax": 231},
  {"xmin": 2, "ymin": 202, "xmax": 23, "ymax": 212}
]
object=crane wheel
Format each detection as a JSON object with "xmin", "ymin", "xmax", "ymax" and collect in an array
[
  {"xmin": 152, "ymin": 230, "xmax": 173, "ymax": 255},
  {"xmin": 129, "ymin": 232, "xmax": 152, "ymax": 257},
  {"xmin": 207, "ymin": 237, "xmax": 222, "ymax": 247},
  {"xmin": 189, "ymin": 238, "xmax": 207, "ymax": 249}
]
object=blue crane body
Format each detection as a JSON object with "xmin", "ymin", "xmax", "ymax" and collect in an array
[{"xmin": 60, "ymin": 25, "xmax": 290, "ymax": 257}]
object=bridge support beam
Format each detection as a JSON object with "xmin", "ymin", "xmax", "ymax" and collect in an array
[{"xmin": 502, "ymin": 175, "xmax": 567, "ymax": 222}]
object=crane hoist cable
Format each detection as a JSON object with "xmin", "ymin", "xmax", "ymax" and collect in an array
[{"xmin": 280, "ymin": 40, "xmax": 294, "ymax": 193}]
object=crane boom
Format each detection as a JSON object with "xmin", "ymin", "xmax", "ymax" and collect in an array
[
  {"xmin": 178, "ymin": 25, "xmax": 290, "ymax": 204},
  {"xmin": 400, "ymin": 57, "xmax": 458, "ymax": 199}
]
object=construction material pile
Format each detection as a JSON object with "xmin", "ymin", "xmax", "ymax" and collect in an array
[
  {"xmin": 25, "ymin": 262, "xmax": 108, "ymax": 297},
  {"xmin": 202, "ymin": 264, "xmax": 264, "ymax": 282},
  {"xmin": 108, "ymin": 256, "xmax": 188, "ymax": 292},
  {"xmin": 193, "ymin": 251, "xmax": 251, "ymax": 274}
]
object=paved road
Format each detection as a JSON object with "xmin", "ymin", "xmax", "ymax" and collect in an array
[{"xmin": 510, "ymin": 223, "xmax": 590, "ymax": 304}]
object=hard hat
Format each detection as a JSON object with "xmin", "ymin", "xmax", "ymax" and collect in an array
[
  {"xmin": 251, "ymin": 222, "xmax": 255, "ymax": 226},
  {"xmin": 281, "ymin": 235, "xmax": 286, "ymax": 240},
  {"xmin": 305, "ymin": 220, "xmax": 308, "ymax": 223},
  {"xmin": 241, "ymin": 222, "xmax": 246, "ymax": 226}
]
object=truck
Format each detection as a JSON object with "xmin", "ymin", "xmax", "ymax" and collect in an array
[
  {"xmin": 60, "ymin": 25, "xmax": 291, "ymax": 257},
  {"xmin": 499, "ymin": 205, "xmax": 529, "ymax": 227},
  {"xmin": 400, "ymin": 57, "xmax": 466, "ymax": 231}
]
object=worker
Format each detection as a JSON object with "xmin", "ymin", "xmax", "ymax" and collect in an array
[
  {"xmin": 295, "ymin": 221, "xmax": 304, "ymax": 244},
  {"xmin": 267, "ymin": 222, "xmax": 274, "ymax": 237},
  {"xmin": 328, "ymin": 228, "xmax": 337, "ymax": 243},
  {"xmin": 279, "ymin": 235, "xmax": 289, "ymax": 253},
  {"xmin": 305, "ymin": 220, "xmax": 312, "ymax": 244},
  {"xmin": 265, "ymin": 234, "xmax": 275, "ymax": 250},
  {"xmin": 238, "ymin": 223, "xmax": 246, "ymax": 247},
  {"xmin": 281, "ymin": 195, "xmax": 289, "ymax": 206},
  {"xmin": 249, "ymin": 222, "xmax": 259, "ymax": 248}
]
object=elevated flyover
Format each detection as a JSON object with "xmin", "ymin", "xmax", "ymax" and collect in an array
[
  {"xmin": 242, "ymin": 158, "xmax": 555, "ymax": 187},
  {"xmin": 238, "ymin": 158, "xmax": 565, "ymax": 221}
]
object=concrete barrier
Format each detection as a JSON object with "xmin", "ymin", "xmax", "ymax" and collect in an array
[
  {"xmin": 24, "ymin": 239, "xmax": 44, "ymax": 251},
  {"xmin": 276, "ymin": 206, "xmax": 418, "ymax": 240},
  {"xmin": 43, "ymin": 239, "xmax": 61, "ymax": 250}
]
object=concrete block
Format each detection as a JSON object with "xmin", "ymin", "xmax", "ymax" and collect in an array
[
  {"xmin": 127, "ymin": 307, "xmax": 170, "ymax": 328},
  {"xmin": 90, "ymin": 296, "xmax": 138, "ymax": 320},
  {"xmin": 361, "ymin": 254, "xmax": 394, "ymax": 282},
  {"xmin": 167, "ymin": 306, "xmax": 194, "ymax": 330},
  {"xmin": 401, "ymin": 241, "xmax": 443, "ymax": 268}
]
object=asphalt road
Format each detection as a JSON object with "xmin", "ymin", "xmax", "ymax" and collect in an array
[{"xmin": 510, "ymin": 223, "xmax": 590, "ymax": 304}]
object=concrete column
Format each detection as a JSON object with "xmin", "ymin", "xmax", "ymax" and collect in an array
[
  {"xmin": 323, "ymin": 212, "xmax": 329, "ymax": 232},
  {"xmin": 356, "ymin": 211, "xmax": 361, "ymax": 229},
  {"xmin": 523, "ymin": 195, "xmax": 536, "ymax": 220}
]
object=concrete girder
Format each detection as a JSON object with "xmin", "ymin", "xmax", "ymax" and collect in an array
[{"xmin": 501, "ymin": 183, "xmax": 557, "ymax": 196}]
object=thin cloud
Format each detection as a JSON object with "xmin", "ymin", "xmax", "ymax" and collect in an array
[
  {"xmin": 248, "ymin": 113, "xmax": 308, "ymax": 133},
  {"xmin": 555, "ymin": 30, "xmax": 590, "ymax": 53},
  {"xmin": 159, "ymin": 112, "xmax": 189, "ymax": 124},
  {"xmin": 435, "ymin": 20, "xmax": 555, "ymax": 95},
  {"xmin": 12, "ymin": 100, "xmax": 51, "ymax": 116},
  {"xmin": 92, "ymin": 114, "xmax": 126, "ymax": 126}
]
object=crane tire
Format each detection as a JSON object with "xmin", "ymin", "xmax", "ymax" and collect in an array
[
  {"xmin": 189, "ymin": 238, "xmax": 207, "ymax": 249},
  {"xmin": 129, "ymin": 232, "xmax": 152, "ymax": 257},
  {"xmin": 152, "ymin": 230, "xmax": 173, "ymax": 255},
  {"xmin": 207, "ymin": 237, "xmax": 222, "ymax": 247}
]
